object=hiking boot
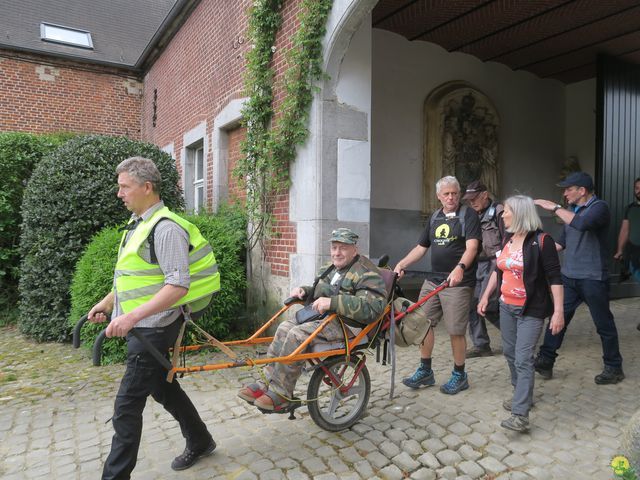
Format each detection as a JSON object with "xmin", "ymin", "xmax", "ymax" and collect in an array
[
  {"xmin": 594, "ymin": 366, "xmax": 625, "ymax": 385},
  {"xmin": 534, "ymin": 355, "xmax": 553, "ymax": 380},
  {"xmin": 439, "ymin": 370, "xmax": 469, "ymax": 395},
  {"xmin": 501, "ymin": 414, "xmax": 530, "ymax": 433},
  {"xmin": 402, "ymin": 366, "xmax": 435, "ymax": 389},
  {"xmin": 171, "ymin": 438, "xmax": 216, "ymax": 471},
  {"xmin": 503, "ymin": 396, "xmax": 535, "ymax": 412},
  {"xmin": 466, "ymin": 346, "xmax": 494, "ymax": 358}
]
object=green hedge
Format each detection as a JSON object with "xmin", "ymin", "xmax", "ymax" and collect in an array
[
  {"xmin": 0, "ymin": 132, "xmax": 73, "ymax": 323},
  {"xmin": 69, "ymin": 205, "xmax": 247, "ymax": 364},
  {"xmin": 19, "ymin": 135, "xmax": 184, "ymax": 341}
]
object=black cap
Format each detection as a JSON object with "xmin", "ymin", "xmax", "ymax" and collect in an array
[
  {"xmin": 556, "ymin": 171, "xmax": 593, "ymax": 190},
  {"xmin": 462, "ymin": 180, "xmax": 487, "ymax": 200}
]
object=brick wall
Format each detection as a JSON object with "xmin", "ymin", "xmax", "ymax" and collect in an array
[
  {"xmin": 142, "ymin": 0, "xmax": 305, "ymax": 277},
  {"xmin": 0, "ymin": 50, "xmax": 142, "ymax": 138}
]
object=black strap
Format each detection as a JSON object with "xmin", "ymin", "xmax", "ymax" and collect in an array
[
  {"xmin": 147, "ymin": 218, "xmax": 193, "ymax": 264},
  {"xmin": 430, "ymin": 205, "xmax": 467, "ymax": 237},
  {"xmin": 148, "ymin": 218, "xmax": 170, "ymax": 264}
]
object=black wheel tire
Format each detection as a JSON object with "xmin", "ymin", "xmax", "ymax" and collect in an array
[{"xmin": 307, "ymin": 355, "xmax": 371, "ymax": 432}]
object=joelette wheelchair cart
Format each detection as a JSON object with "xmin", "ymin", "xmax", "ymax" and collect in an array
[{"xmin": 74, "ymin": 266, "xmax": 447, "ymax": 432}]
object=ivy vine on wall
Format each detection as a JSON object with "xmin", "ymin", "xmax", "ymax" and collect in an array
[{"xmin": 237, "ymin": 0, "xmax": 334, "ymax": 249}]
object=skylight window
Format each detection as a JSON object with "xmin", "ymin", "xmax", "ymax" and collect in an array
[{"xmin": 41, "ymin": 23, "xmax": 93, "ymax": 49}]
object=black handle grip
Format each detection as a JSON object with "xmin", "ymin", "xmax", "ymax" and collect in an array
[
  {"xmin": 284, "ymin": 296, "xmax": 304, "ymax": 306},
  {"xmin": 92, "ymin": 329, "xmax": 107, "ymax": 366},
  {"xmin": 72, "ymin": 314, "xmax": 89, "ymax": 349},
  {"xmin": 377, "ymin": 254, "xmax": 389, "ymax": 268}
]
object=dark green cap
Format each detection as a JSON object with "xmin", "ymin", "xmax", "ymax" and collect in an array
[{"xmin": 329, "ymin": 228, "xmax": 359, "ymax": 244}]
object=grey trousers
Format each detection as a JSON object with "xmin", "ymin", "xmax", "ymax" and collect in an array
[
  {"xmin": 499, "ymin": 302, "xmax": 545, "ymax": 417},
  {"xmin": 468, "ymin": 259, "xmax": 500, "ymax": 349}
]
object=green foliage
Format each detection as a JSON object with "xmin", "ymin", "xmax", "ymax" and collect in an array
[
  {"xmin": 69, "ymin": 205, "xmax": 248, "ymax": 364},
  {"xmin": 0, "ymin": 132, "xmax": 74, "ymax": 322},
  {"xmin": 237, "ymin": 0, "xmax": 333, "ymax": 247},
  {"xmin": 19, "ymin": 135, "xmax": 184, "ymax": 342}
]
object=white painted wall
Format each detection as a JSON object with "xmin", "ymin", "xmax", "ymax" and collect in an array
[
  {"xmin": 370, "ymin": 28, "xmax": 568, "ymax": 265},
  {"xmin": 372, "ymin": 29, "xmax": 566, "ymax": 209},
  {"xmin": 565, "ymin": 78, "xmax": 596, "ymax": 176}
]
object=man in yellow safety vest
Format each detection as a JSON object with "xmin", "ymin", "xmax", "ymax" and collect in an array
[{"xmin": 88, "ymin": 156, "xmax": 220, "ymax": 479}]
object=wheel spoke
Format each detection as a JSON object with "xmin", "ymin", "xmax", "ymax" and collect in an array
[
  {"xmin": 344, "ymin": 383, "xmax": 364, "ymax": 398},
  {"xmin": 327, "ymin": 392, "xmax": 340, "ymax": 417}
]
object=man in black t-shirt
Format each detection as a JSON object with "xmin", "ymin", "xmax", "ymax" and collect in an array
[{"xmin": 394, "ymin": 176, "xmax": 481, "ymax": 395}]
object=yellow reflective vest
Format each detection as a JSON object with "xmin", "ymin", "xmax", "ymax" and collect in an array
[{"xmin": 114, "ymin": 206, "xmax": 220, "ymax": 314}]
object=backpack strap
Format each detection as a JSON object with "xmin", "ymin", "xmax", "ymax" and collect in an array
[
  {"xmin": 429, "ymin": 205, "xmax": 467, "ymax": 237},
  {"xmin": 148, "ymin": 218, "xmax": 193, "ymax": 264},
  {"xmin": 536, "ymin": 232, "xmax": 549, "ymax": 252}
]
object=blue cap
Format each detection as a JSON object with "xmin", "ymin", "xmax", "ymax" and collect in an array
[{"xmin": 557, "ymin": 171, "xmax": 593, "ymax": 190}]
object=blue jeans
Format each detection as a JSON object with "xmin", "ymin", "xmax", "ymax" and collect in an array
[
  {"xmin": 500, "ymin": 302, "xmax": 544, "ymax": 417},
  {"xmin": 538, "ymin": 275, "xmax": 623, "ymax": 369}
]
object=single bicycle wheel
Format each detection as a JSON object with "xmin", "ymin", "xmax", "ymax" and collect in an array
[{"xmin": 307, "ymin": 354, "xmax": 370, "ymax": 431}]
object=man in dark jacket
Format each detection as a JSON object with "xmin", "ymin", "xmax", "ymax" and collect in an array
[
  {"xmin": 533, "ymin": 171, "xmax": 624, "ymax": 384},
  {"xmin": 463, "ymin": 180, "xmax": 504, "ymax": 357}
]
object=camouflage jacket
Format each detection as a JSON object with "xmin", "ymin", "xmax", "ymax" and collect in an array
[{"xmin": 301, "ymin": 255, "xmax": 387, "ymax": 325}]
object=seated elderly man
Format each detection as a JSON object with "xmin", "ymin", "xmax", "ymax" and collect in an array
[{"xmin": 238, "ymin": 228, "xmax": 387, "ymax": 411}]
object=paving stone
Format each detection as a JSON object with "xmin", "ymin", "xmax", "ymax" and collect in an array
[
  {"xmin": 463, "ymin": 432, "xmax": 487, "ymax": 449},
  {"xmin": 249, "ymin": 459, "xmax": 275, "ymax": 474},
  {"xmin": 421, "ymin": 438, "xmax": 446, "ymax": 453},
  {"xmin": 287, "ymin": 468, "xmax": 309, "ymax": 480},
  {"xmin": 401, "ymin": 438, "xmax": 423, "ymax": 456},
  {"xmin": 417, "ymin": 451, "xmax": 440, "ymax": 469},
  {"xmin": 392, "ymin": 451, "xmax": 420, "ymax": 472},
  {"xmin": 448, "ymin": 422, "xmax": 473, "ymax": 436},
  {"xmin": 378, "ymin": 463, "xmax": 404, "ymax": 480},
  {"xmin": 380, "ymin": 440, "xmax": 401, "ymax": 457},
  {"xmin": 353, "ymin": 459, "xmax": 374, "ymax": 478},
  {"xmin": 366, "ymin": 451, "xmax": 391, "ymax": 469},
  {"xmin": 525, "ymin": 451, "xmax": 552, "ymax": 467},
  {"xmin": 436, "ymin": 465, "xmax": 458, "ymax": 479},
  {"xmin": 314, "ymin": 474, "xmax": 339, "ymax": 480},
  {"xmin": 325, "ymin": 456, "xmax": 350, "ymax": 474},
  {"xmin": 457, "ymin": 445, "xmax": 481, "ymax": 461},
  {"xmin": 477, "ymin": 456, "xmax": 507, "ymax": 474},
  {"xmin": 435, "ymin": 449, "xmax": 462, "ymax": 466},
  {"xmin": 442, "ymin": 433, "xmax": 463, "ymax": 449},
  {"xmin": 385, "ymin": 429, "xmax": 409, "ymax": 443},
  {"xmin": 484, "ymin": 443, "xmax": 510, "ymax": 460},
  {"xmin": 457, "ymin": 460, "xmax": 484, "ymax": 478},
  {"xmin": 301, "ymin": 457, "xmax": 326, "ymax": 474},
  {"xmin": 410, "ymin": 468, "xmax": 436, "ymax": 480},
  {"xmin": 503, "ymin": 453, "xmax": 527, "ymax": 468},
  {"xmin": 353, "ymin": 438, "xmax": 377, "ymax": 453}
]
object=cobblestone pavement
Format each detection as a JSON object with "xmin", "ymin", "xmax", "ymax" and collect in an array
[{"xmin": 1, "ymin": 299, "xmax": 639, "ymax": 480}]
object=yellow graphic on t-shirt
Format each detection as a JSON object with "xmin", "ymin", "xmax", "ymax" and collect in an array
[{"xmin": 435, "ymin": 223, "xmax": 450, "ymax": 239}]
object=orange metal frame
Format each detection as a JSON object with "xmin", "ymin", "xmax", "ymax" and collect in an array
[{"xmin": 169, "ymin": 300, "xmax": 392, "ymax": 376}]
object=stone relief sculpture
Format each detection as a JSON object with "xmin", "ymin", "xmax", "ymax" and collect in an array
[{"xmin": 423, "ymin": 82, "xmax": 500, "ymax": 215}]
